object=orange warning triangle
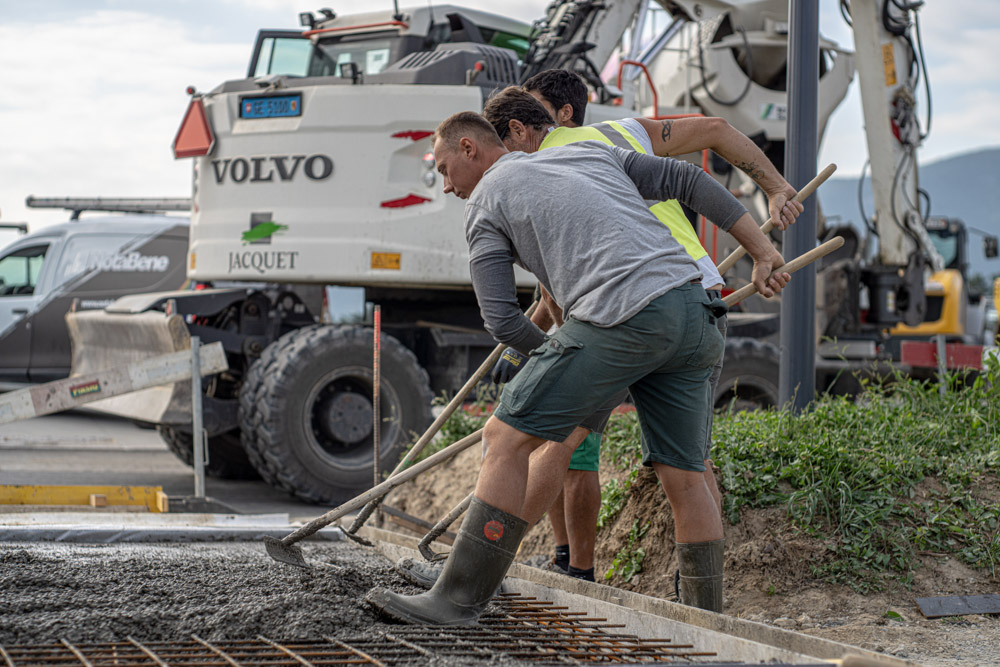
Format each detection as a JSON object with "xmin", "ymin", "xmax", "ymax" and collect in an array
[{"xmin": 173, "ymin": 98, "xmax": 215, "ymax": 158}]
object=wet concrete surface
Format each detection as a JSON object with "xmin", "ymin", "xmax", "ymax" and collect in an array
[{"xmin": 0, "ymin": 541, "xmax": 419, "ymax": 644}]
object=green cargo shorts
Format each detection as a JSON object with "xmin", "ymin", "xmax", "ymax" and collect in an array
[
  {"xmin": 493, "ymin": 283, "xmax": 725, "ymax": 472},
  {"xmin": 569, "ymin": 431, "xmax": 601, "ymax": 472}
]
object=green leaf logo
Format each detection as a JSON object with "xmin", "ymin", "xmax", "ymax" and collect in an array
[{"xmin": 242, "ymin": 222, "xmax": 288, "ymax": 244}]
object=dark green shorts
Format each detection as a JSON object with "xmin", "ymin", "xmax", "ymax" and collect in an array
[
  {"xmin": 569, "ymin": 431, "xmax": 601, "ymax": 471},
  {"xmin": 493, "ymin": 284, "xmax": 725, "ymax": 472}
]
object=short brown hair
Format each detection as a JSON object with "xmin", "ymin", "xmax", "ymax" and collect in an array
[
  {"xmin": 482, "ymin": 86, "xmax": 555, "ymax": 140},
  {"xmin": 434, "ymin": 111, "xmax": 505, "ymax": 151}
]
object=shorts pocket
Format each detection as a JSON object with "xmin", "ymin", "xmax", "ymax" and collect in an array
[
  {"xmin": 684, "ymin": 304, "xmax": 725, "ymax": 369},
  {"xmin": 503, "ymin": 331, "xmax": 585, "ymax": 414}
]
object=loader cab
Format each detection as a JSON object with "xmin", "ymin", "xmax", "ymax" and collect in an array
[
  {"xmin": 925, "ymin": 217, "xmax": 970, "ymax": 275},
  {"xmin": 0, "ymin": 217, "xmax": 189, "ymax": 388},
  {"xmin": 247, "ymin": 6, "xmax": 530, "ymax": 79}
]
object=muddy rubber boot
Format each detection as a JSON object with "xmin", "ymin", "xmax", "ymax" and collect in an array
[
  {"xmin": 395, "ymin": 556, "xmax": 443, "ymax": 589},
  {"xmin": 676, "ymin": 539, "xmax": 725, "ymax": 613},
  {"xmin": 367, "ymin": 497, "xmax": 527, "ymax": 625}
]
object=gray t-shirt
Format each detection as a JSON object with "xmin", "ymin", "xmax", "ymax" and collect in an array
[{"xmin": 466, "ymin": 141, "xmax": 746, "ymax": 354}]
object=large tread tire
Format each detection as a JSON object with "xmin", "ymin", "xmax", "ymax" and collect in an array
[
  {"xmin": 157, "ymin": 426, "xmax": 261, "ymax": 480},
  {"xmin": 239, "ymin": 325, "xmax": 433, "ymax": 504},
  {"xmin": 714, "ymin": 338, "xmax": 781, "ymax": 411}
]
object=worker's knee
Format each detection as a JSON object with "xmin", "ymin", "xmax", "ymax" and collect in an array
[
  {"xmin": 482, "ymin": 416, "xmax": 544, "ymax": 462},
  {"xmin": 652, "ymin": 463, "xmax": 710, "ymax": 501}
]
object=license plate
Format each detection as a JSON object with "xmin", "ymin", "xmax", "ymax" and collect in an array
[{"xmin": 240, "ymin": 94, "xmax": 302, "ymax": 119}]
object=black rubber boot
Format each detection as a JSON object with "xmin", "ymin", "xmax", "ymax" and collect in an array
[
  {"xmin": 676, "ymin": 539, "xmax": 725, "ymax": 613},
  {"xmin": 367, "ymin": 497, "xmax": 528, "ymax": 625},
  {"xmin": 395, "ymin": 556, "xmax": 442, "ymax": 589}
]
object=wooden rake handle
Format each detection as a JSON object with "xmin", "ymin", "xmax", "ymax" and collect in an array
[
  {"xmin": 346, "ymin": 300, "xmax": 538, "ymax": 534},
  {"xmin": 716, "ymin": 163, "xmax": 837, "ymax": 275},
  {"xmin": 283, "ymin": 429, "xmax": 485, "ymax": 545},
  {"xmin": 723, "ymin": 236, "xmax": 845, "ymax": 306}
]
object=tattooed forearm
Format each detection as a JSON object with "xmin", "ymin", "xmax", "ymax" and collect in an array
[
  {"xmin": 736, "ymin": 160, "xmax": 765, "ymax": 182},
  {"xmin": 660, "ymin": 119, "xmax": 673, "ymax": 142}
]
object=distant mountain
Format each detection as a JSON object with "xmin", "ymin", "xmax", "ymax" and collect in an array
[{"xmin": 817, "ymin": 147, "xmax": 1000, "ymax": 282}]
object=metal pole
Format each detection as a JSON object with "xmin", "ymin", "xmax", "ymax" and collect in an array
[
  {"xmin": 372, "ymin": 305, "xmax": 382, "ymax": 527},
  {"xmin": 191, "ymin": 335, "xmax": 206, "ymax": 498},
  {"xmin": 779, "ymin": 0, "xmax": 819, "ymax": 412},
  {"xmin": 935, "ymin": 333, "xmax": 947, "ymax": 396}
]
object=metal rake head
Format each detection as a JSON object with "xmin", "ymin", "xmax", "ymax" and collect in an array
[{"xmin": 263, "ymin": 536, "xmax": 311, "ymax": 569}]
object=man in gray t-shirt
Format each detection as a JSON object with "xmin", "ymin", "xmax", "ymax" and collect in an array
[{"xmin": 366, "ymin": 111, "xmax": 792, "ymax": 627}]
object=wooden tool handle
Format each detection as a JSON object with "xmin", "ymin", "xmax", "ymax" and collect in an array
[
  {"xmin": 716, "ymin": 163, "xmax": 837, "ymax": 275},
  {"xmin": 723, "ymin": 236, "xmax": 845, "ymax": 306},
  {"xmin": 346, "ymin": 300, "xmax": 538, "ymax": 533},
  {"xmin": 287, "ymin": 429, "xmax": 485, "ymax": 544}
]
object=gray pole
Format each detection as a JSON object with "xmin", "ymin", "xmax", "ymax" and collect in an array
[
  {"xmin": 191, "ymin": 335, "xmax": 206, "ymax": 498},
  {"xmin": 779, "ymin": 0, "xmax": 819, "ymax": 411}
]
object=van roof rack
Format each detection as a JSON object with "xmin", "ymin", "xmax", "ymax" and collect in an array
[{"xmin": 25, "ymin": 196, "xmax": 191, "ymax": 220}]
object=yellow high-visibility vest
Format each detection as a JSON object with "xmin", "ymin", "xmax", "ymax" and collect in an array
[{"xmin": 540, "ymin": 123, "xmax": 709, "ymax": 262}]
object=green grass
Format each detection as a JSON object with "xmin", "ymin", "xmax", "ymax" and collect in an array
[
  {"xmin": 605, "ymin": 519, "xmax": 649, "ymax": 583},
  {"xmin": 410, "ymin": 359, "xmax": 1000, "ymax": 592},
  {"xmin": 712, "ymin": 361, "xmax": 999, "ymax": 590}
]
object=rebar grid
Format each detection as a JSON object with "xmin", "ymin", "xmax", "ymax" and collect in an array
[{"xmin": 0, "ymin": 594, "xmax": 716, "ymax": 666}]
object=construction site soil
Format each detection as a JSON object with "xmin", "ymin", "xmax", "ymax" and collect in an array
[{"xmin": 394, "ymin": 443, "xmax": 1000, "ymax": 667}]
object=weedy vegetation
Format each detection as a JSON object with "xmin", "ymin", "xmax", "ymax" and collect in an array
[{"xmin": 416, "ymin": 358, "xmax": 1000, "ymax": 592}]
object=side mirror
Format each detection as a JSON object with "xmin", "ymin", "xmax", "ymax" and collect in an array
[
  {"xmin": 985, "ymin": 235, "xmax": 998, "ymax": 259},
  {"xmin": 339, "ymin": 62, "xmax": 360, "ymax": 84}
]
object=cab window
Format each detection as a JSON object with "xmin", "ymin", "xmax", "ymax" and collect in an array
[
  {"xmin": 0, "ymin": 245, "xmax": 48, "ymax": 296},
  {"xmin": 312, "ymin": 35, "xmax": 395, "ymax": 76},
  {"xmin": 254, "ymin": 36, "xmax": 313, "ymax": 77},
  {"xmin": 478, "ymin": 28, "xmax": 530, "ymax": 59}
]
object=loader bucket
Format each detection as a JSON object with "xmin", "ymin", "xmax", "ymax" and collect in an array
[{"xmin": 66, "ymin": 309, "xmax": 194, "ymax": 424}]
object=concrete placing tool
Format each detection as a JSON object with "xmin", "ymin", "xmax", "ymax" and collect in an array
[
  {"xmin": 266, "ymin": 303, "xmax": 536, "ymax": 566},
  {"xmin": 264, "ymin": 429, "xmax": 484, "ymax": 568},
  {"xmin": 418, "ymin": 492, "xmax": 473, "ymax": 561},
  {"xmin": 344, "ymin": 302, "xmax": 538, "ymax": 535},
  {"xmin": 716, "ymin": 163, "xmax": 837, "ymax": 275}
]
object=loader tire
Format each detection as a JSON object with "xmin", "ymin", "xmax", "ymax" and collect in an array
[
  {"xmin": 714, "ymin": 338, "xmax": 781, "ymax": 412},
  {"xmin": 157, "ymin": 426, "xmax": 260, "ymax": 480},
  {"xmin": 239, "ymin": 325, "xmax": 434, "ymax": 505}
]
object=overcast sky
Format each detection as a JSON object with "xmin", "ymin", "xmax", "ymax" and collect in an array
[{"xmin": 1, "ymin": 0, "xmax": 997, "ymax": 245}]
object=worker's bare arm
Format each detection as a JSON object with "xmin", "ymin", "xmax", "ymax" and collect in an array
[
  {"xmin": 531, "ymin": 284, "xmax": 563, "ymax": 330},
  {"xmin": 635, "ymin": 116, "xmax": 803, "ymax": 229},
  {"xmin": 727, "ymin": 213, "xmax": 789, "ymax": 298}
]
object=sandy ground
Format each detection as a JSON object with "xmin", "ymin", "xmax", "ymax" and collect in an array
[{"xmin": 393, "ymin": 444, "xmax": 1000, "ymax": 667}]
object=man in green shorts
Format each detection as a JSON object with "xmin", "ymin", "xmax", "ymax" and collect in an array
[
  {"xmin": 366, "ymin": 108, "xmax": 796, "ymax": 625},
  {"xmin": 484, "ymin": 73, "xmax": 801, "ymax": 585}
]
